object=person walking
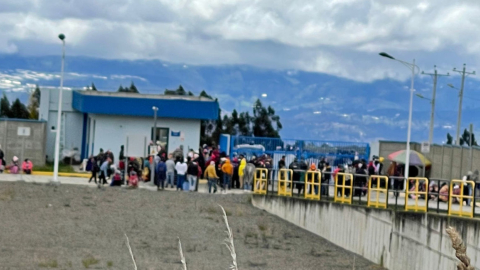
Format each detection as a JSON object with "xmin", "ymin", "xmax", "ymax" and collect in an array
[
  {"xmin": 175, "ymin": 158, "xmax": 187, "ymax": 191},
  {"xmin": 99, "ymin": 157, "xmax": 111, "ymax": 186},
  {"xmin": 165, "ymin": 154, "xmax": 175, "ymax": 188},
  {"xmin": 205, "ymin": 161, "xmax": 218, "ymax": 193},
  {"xmin": 221, "ymin": 158, "xmax": 233, "ymax": 193},
  {"xmin": 88, "ymin": 156, "xmax": 99, "ymax": 184},
  {"xmin": 187, "ymin": 158, "xmax": 199, "ymax": 192},
  {"xmin": 155, "ymin": 158, "xmax": 167, "ymax": 190},
  {"xmin": 238, "ymin": 155, "xmax": 246, "ymax": 189}
]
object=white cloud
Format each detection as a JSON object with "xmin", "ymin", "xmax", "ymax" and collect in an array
[{"xmin": 1, "ymin": 0, "xmax": 480, "ymax": 82}]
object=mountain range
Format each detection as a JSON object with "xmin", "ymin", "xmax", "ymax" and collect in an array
[{"xmin": 1, "ymin": 54, "xmax": 480, "ymax": 144}]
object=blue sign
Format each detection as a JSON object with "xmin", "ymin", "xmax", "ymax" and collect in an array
[{"xmin": 171, "ymin": 131, "xmax": 180, "ymax": 137}]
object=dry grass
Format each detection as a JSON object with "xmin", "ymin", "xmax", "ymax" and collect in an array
[
  {"xmin": 81, "ymin": 255, "xmax": 99, "ymax": 268},
  {"xmin": 38, "ymin": 259, "xmax": 58, "ymax": 268},
  {"xmin": 125, "ymin": 233, "xmax": 138, "ymax": 270},
  {"xmin": 446, "ymin": 226, "xmax": 474, "ymax": 270},
  {"xmin": 178, "ymin": 237, "xmax": 187, "ymax": 270},
  {"xmin": 220, "ymin": 205, "xmax": 238, "ymax": 270}
]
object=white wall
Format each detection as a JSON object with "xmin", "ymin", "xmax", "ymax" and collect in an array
[
  {"xmin": 40, "ymin": 88, "xmax": 84, "ymax": 161},
  {"xmin": 88, "ymin": 114, "xmax": 201, "ymax": 160}
]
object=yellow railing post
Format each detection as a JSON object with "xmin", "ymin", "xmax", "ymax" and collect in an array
[
  {"xmin": 405, "ymin": 177, "xmax": 429, "ymax": 212},
  {"xmin": 278, "ymin": 169, "xmax": 293, "ymax": 197},
  {"xmin": 305, "ymin": 171, "xmax": 321, "ymax": 200},
  {"xmin": 253, "ymin": 168, "xmax": 269, "ymax": 195},
  {"xmin": 367, "ymin": 176, "xmax": 389, "ymax": 208},
  {"xmin": 334, "ymin": 172, "xmax": 353, "ymax": 204},
  {"xmin": 448, "ymin": 180, "xmax": 475, "ymax": 218}
]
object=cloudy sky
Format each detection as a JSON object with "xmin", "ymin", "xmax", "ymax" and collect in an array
[{"xmin": 2, "ymin": 0, "xmax": 480, "ymax": 82}]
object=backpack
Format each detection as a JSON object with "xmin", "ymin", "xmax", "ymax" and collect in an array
[{"xmin": 368, "ymin": 165, "xmax": 375, "ymax": 175}]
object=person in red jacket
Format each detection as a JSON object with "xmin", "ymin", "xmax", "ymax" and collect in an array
[{"xmin": 22, "ymin": 159, "xmax": 33, "ymax": 174}]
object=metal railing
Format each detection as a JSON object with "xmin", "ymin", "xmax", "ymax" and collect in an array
[{"xmin": 251, "ymin": 168, "xmax": 480, "ymax": 219}]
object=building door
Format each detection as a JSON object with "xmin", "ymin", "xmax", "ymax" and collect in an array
[{"xmin": 152, "ymin": 127, "xmax": 169, "ymax": 154}]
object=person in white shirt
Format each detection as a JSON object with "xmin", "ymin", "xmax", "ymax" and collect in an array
[{"xmin": 175, "ymin": 159, "xmax": 188, "ymax": 191}]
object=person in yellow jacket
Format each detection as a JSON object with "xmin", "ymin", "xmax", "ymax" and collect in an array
[
  {"xmin": 221, "ymin": 159, "xmax": 233, "ymax": 193},
  {"xmin": 238, "ymin": 155, "xmax": 246, "ymax": 189},
  {"xmin": 205, "ymin": 161, "xmax": 219, "ymax": 193}
]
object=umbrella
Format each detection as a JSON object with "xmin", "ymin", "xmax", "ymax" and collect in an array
[{"xmin": 387, "ymin": 150, "xmax": 431, "ymax": 166}]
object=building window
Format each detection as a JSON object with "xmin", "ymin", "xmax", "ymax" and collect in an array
[{"xmin": 152, "ymin": 127, "xmax": 169, "ymax": 154}]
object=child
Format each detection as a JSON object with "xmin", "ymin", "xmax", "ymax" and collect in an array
[
  {"xmin": 110, "ymin": 170, "xmax": 122, "ymax": 186},
  {"xmin": 128, "ymin": 171, "xmax": 139, "ymax": 188},
  {"xmin": 9, "ymin": 156, "xmax": 19, "ymax": 174},
  {"xmin": 22, "ymin": 159, "xmax": 33, "ymax": 174}
]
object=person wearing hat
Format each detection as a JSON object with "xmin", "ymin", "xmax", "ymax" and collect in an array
[{"xmin": 8, "ymin": 156, "xmax": 20, "ymax": 174}]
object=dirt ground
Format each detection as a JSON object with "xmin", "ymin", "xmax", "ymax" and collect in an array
[{"xmin": 0, "ymin": 182, "xmax": 384, "ymax": 270}]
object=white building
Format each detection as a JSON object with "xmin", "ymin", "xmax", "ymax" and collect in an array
[{"xmin": 39, "ymin": 89, "xmax": 219, "ymax": 161}]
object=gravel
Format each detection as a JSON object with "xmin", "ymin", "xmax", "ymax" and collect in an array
[{"xmin": 0, "ymin": 182, "xmax": 384, "ymax": 269}]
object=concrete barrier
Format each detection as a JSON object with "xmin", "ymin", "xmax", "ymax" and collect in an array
[{"xmin": 252, "ymin": 195, "xmax": 480, "ymax": 270}]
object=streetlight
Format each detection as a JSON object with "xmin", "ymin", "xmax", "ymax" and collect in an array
[
  {"xmin": 52, "ymin": 33, "xmax": 66, "ymax": 184},
  {"xmin": 379, "ymin": 52, "xmax": 419, "ymax": 179},
  {"xmin": 151, "ymin": 106, "xmax": 158, "ymax": 183}
]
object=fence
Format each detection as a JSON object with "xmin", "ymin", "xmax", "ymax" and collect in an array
[
  {"xmin": 252, "ymin": 168, "xmax": 480, "ymax": 219},
  {"xmin": 228, "ymin": 136, "xmax": 370, "ymax": 169}
]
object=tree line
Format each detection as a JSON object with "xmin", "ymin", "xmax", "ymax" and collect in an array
[
  {"xmin": 161, "ymin": 85, "xmax": 282, "ymax": 145},
  {"xmin": 1, "ymin": 83, "xmax": 283, "ymax": 145},
  {"xmin": 0, "ymin": 85, "xmax": 40, "ymax": 120}
]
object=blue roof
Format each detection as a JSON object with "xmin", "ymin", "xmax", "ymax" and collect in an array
[{"xmin": 72, "ymin": 91, "xmax": 219, "ymax": 120}]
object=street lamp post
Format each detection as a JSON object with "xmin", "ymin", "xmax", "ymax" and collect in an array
[
  {"xmin": 53, "ymin": 33, "xmax": 66, "ymax": 183},
  {"xmin": 151, "ymin": 106, "xmax": 158, "ymax": 184},
  {"xmin": 380, "ymin": 52, "xmax": 418, "ymax": 179}
]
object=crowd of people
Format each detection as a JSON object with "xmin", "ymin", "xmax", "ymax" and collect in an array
[
  {"xmin": 84, "ymin": 143, "xmax": 263, "ymax": 193},
  {"xmin": 0, "ymin": 144, "xmax": 34, "ymax": 175}
]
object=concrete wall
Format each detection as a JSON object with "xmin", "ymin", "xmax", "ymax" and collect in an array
[
  {"xmin": 40, "ymin": 88, "xmax": 84, "ymax": 162},
  {"xmin": 87, "ymin": 114, "xmax": 201, "ymax": 161},
  {"xmin": 252, "ymin": 195, "xmax": 480, "ymax": 270},
  {"xmin": 375, "ymin": 140, "xmax": 480, "ymax": 180},
  {"xmin": 0, "ymin": 119, "xmax": 46, "ymax": 166}
]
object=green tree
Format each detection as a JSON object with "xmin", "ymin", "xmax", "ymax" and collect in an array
[
  {"xmin": 28, "ymin": 85, "xmax": 41, "ymax": 119},
  {"xmin": 10, "ymin": 98, "xmax": 30, "ymax": 119},
  {"xmin": 118, "ymin": 85, "xmax": 126, "ymax": 92},
  {"xmin": 129, "ymin": 82, "xmax": 139, "ymax": 93},
  {"xmin": 459, "ymin": 129, "xmax": 478, "ymax": 146},
  {"xmin": 252, "ymin": 99, "xmax": 282, "ymax": 138},
  {"xmin": 238, "ymin": 112, "xmax": 252, "ymax": 136},
  {"xmin": 447, "ymin": 133, "xmax": 453, "ymax": 145},
  {"xmin": 91, "ymin": 83, "xmax": 97, "ymax": 91},
  {"xmin": 199, "ymin": 90, "xmax": 213, "ymax": 99},
  {"xmin": 0, "ymin": 94, "xmax": 12, "ymax": 118}
]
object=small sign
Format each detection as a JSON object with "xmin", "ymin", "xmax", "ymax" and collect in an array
[
  {"xmin": 180, "ymin": 131, "xmax": 185, "ymax": 141},
  {"xmin": 149, "ymin": 145, "xmax": 158, "ymax": 156},
  {"xmin": 17, "ymin": 127, "xmax": 31, "ymax": 136},
  {"xmin": 171, "ymin": 131, "xmax": 180, "ymax": 137},
  {"xmin": 421, "ymin": 141, "xmax": 430, "ymax": 153}
]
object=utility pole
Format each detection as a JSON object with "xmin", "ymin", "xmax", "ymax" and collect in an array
[
  {"xmin": 421, "ymin": 65, "xmax": 449, "ymax": 145},
  {"xmin": 452, "ymin": 64, "xmax": 475, "ymax": 145}
]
